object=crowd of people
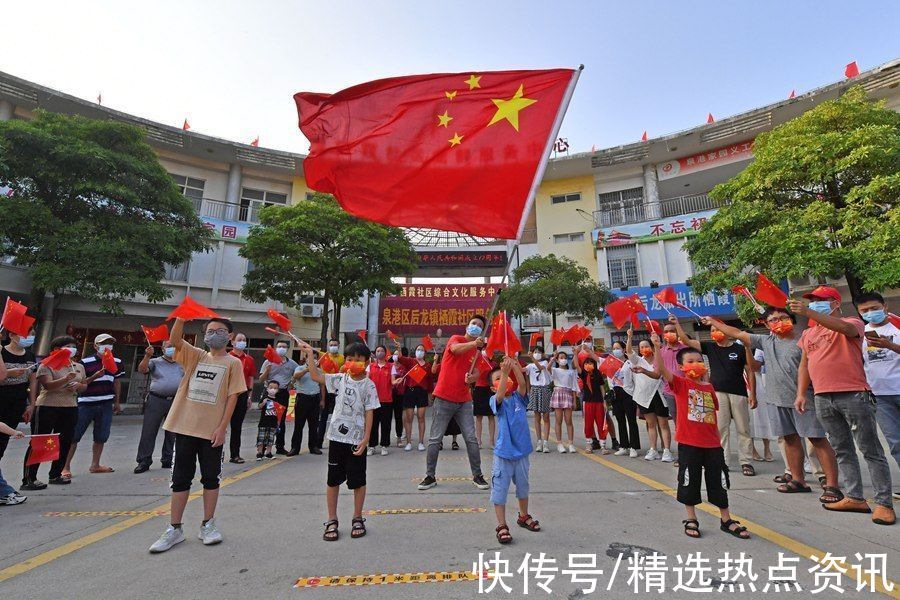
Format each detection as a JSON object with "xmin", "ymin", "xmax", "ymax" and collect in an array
[{"xmin": 0, "ymin": 285, "xmax": 896, "ymax": 551}]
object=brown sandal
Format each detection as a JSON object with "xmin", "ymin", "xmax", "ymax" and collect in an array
[
  {"xmin": 323, "ymin": 519, "xmax": 339, "ymax": 541},
  {"xmin": 516, "ymin": 513, "xmax": 541, "ymax": 531},
  {"xmin": 496, "ymin": 524, "xmax": 512, "ymax": 544},
  {"xmin": 819, "ymin": 486, "xmax": 844, "ymax": 504}
]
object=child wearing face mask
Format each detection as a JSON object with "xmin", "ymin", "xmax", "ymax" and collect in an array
[
  {"xmin": 548, "ymin": 351, "xmax": 578, "ymax": 453},
  {"xmin": 574, "ymin": 345, "xmax": 611, "ymax": 454},
  {"xmin": 524, "ymin": 347, "xmax": 552, "ymax": 453},
  {"xmin": 609, "ymin": 341, "xmax": 641, "ymax": 457},
  {"xmin": 626, "ymin": 326, "xmax": 672, "ymax": 462},
  {"xmin": 256, "ymin": 380, "xmax": 281, "ymax": 460},
  {"xmin": 651, "ymin": 333, "xmax": 750, "ymax": 541}
]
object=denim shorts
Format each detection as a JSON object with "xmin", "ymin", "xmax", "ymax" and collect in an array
[
  {"xmin": 490, "ymin": 455, "xmax": 530, "ymax": 505},
  {"xmin": 73, "ymin": 400, "xmax": 114, "ymax": 444}
]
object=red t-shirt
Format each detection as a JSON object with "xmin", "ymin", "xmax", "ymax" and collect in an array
[
  {"xmin": 432, "ymin": 335, "xmax": 475, "ymax": 403},
  {"xmin": 229, "ymin": 351, "xmax": 256, "ymax": 391},
  {"xmin": 798, "ymin": 318, "xmax": 869, "ymax": 394},
  {"xmin": 671, "ymin": 375, "xmax": 721, "ymax": 449},
  {"xmin": 368, "ymin": 361, "xmax": 394, "ymax": 403}
]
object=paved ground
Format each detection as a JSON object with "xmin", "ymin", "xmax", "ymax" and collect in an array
[{"xmin": 0, "ymin": 412, "xmax": 898, "ymax": 599}]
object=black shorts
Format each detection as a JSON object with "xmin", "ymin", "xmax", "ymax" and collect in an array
[
  {"xmin": 473, "ymin": 386, "xmax": 493, "ymax": 416},
  {"xmin": 676, "ymin": 444, "xmax": 729, "ymax": 508},
  {"xmin": 638, "ymin": 392, "xmax": 669, "ymax": 418},
  {"xmin": 327, "ymin": 441, "xmax": 367, "ymax": 490},
  {"xmin": 171, "ymin": 433, "xmax": 223, "ymax": 493},
  {"xmin": 403, "ymin": 386, "xmax": 429, "ymax": 409}
]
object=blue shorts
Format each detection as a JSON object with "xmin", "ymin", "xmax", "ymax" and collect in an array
[
  {"xmin": 74, "ymin": 400, "xmax": 114, "ymax": 444},
  {"xmin": 490, "ymin": 455, "xmax": 530, "ymax": 505}
]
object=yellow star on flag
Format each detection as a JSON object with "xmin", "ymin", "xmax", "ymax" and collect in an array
[
  {"xmin": 448, "ymin": 132, "xmax": 463, "ymax": 147},
  {"xmin": 488, "ymin": 84, "xmax": 537, "ymax": 132},
  {"xmin": 445, "ymin": 90, "xmax": 457, "ymax": 100},
  {"xmin": 464, "ymin": 74, "xmax": 481, "ymax": 90},
  {"xmin": 437, "ymin": 110, "xmax": 453, "ymax": 128}
]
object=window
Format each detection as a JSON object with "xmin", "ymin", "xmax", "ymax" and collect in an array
[
  {"xmin": 170, "ymin": 174, "xmax": 205, "ymax": 201},
  {"xmin": 164, "ymin": 262, "xmax": 189, "ymax": 282},
  {"xmin": 550, "ymin": 192, "xmax": 581, "ymax": 205},
  {"xmin": 553, "ymin": 232, "xmax": 585, "ymax": 244},
  {"xmin": 240, "ymin": 188, "xmax": 288, "ymax": 222},
  {"xmin": 596, "ymin": 187, "xmax": 644, "ymax": 227},
  {"xmin": 606, "ymin": 245, "xmax": 639, "ymax": 288}
]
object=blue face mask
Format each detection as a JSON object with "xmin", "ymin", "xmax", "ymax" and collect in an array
[
  {"xmin": 18, "ymin": 336, "xmax": 35, "ymax": 348},
  {"xmin": 163, "ymin": 347, "xmax": 175, "ymax": 358},
  {"xmin": 861, "ymin": 309, "xmax": 887, "ymax": 324},
  {"xmin": 612, "ymin": 348, "xmax": 624, "ymax": 359},
  {"xmin": 466, "ymin": 324, "xmax": 483, "ymax": 337},
  {"xmin": 807, "ymin": 301, "xmax": 833, "ymax": 315}
]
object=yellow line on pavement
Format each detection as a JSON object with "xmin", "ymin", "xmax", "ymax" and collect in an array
[
  {"xmin": 0, "ymin": 457, "xmax": 286, "ymax": 583},
  {"xmin": 364, "ymin": 507, "xmax": 486, "ymax": 515},
  {"xmin": 44, "ymin": 510, "xmax": 170, "ymax": 518},
  {"xmin": 577, "ymin": 450, "xmax": 900, "ymax": 599},
  {"xmin": 409, "ymin": 476, "xmax": 472, "ymax": 482},
  {"xmin": 295, "ymin": 570, "xmax": 480, "ymax": 587}
]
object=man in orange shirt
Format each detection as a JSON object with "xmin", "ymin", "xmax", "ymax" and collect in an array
[{"xmin": 790, "ymin": 286, "xmax": 894, "ymax": 526}]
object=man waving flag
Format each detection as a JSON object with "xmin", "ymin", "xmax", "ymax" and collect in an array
[{"xmin": 295, "ymin": 68, "xmax": 580, "ymax": 239}]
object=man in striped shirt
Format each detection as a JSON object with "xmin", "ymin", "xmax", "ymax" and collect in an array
[{"xmin": 63, "ymin": 333, "xmax": 122, "ymax": 475}]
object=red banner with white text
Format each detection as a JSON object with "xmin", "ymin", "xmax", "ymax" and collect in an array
[{"xmin": 379, "ymin": 284, "xmax": 504, "ymax": 335}]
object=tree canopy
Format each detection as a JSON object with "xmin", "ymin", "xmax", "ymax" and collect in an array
[
  {"xmin": 0, "ymin": 110, "xmax": 213, "ymax": 312},
  {"xmin": 239, "ymin": 193, "xmax": 418, "ymax": 344},
  {"xmin": 498, "ymin": 253, "xmax": 614, "ymax": 328},
  {"xmin": 685, "ymin": 86, "xmax": 900, "ymax": 311}
]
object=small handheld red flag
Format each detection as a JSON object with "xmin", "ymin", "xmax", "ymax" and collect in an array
[
  {"xmin": 550, "ymin": 329, "xmax": 565, "ymax": 346},
  {"xmin": 1, "ymin": 298, "xmax": 35, "ymax": 337},
  {"xmin": 486, "ymin": 312, "xmax": 522, "ymax": 357},
  {"xmin": 267, "ymin": 308, "xmax": 292, "ymax": 331},
  {"xmin": 474, "ymin": 351, "xmax": 493, "ymax": 374},
  {"xmin": 653, "ymin": 286, "xmax": 679, "ymax": 308},
  {"xmin": 754, "ymin": 273, "xmax": 788, "ymax": 309},
  {"xmin": 845, "ymin": 61, "xmax": 860, "ymax": 78},
  {"xmin": 101, "ymin": 349, "xmax": 118, "ymax": 374},
  {"xmin": 599, "ymin": 354, "xmax": 621, "ymax": 379},
  {"xmin": 605, "ymin": 295, "xmax": 646, "ymax": 330},
  {"xmin": 421, "ymin": 335, "xmax": 434, "ymax": 352},
  {"xmin": 25, "ymin": 433, "xmax": 61, "ymax": 466},
  {"xmin": 645, "ymin": 320, "xmax": 663, "ymax": 335},
  {"xmin": 263, "ymin": 345, "xmax": 284, "ymax": 366},
  {"xmin": 319, "ymin": 353, "xmax": 338, "ymax": 374},
  {"xmin": 889, "ymin": 313, "xmax": 900, "ymax": 329},
  {"xmin": 167, "ymin": 296, "xmax": 219, "ymax": 321},
  {"xmin": 529, "ymin": 332, "xmax": 543, "ymax": 348},
  {"xmin": 273, "ymin": 402, "xmax": 286, "ymax": 423},
  {"xmin": 406, "ymin": 363, "xmax": 427, "ymax": 385},
  {"xmin": 356, "ymin": 329, "xmax": 367, "ymax": 344},
  {"xmin": 386, "ymin": 329, "xmax": 399, "ymax": 342},
  {"xmin": 141, "ymin": 324, "xmax": 169, "ymax": 344},
  {"xmin": 41, "ymin": 348, "xmax": 72, "ymax": 370}
]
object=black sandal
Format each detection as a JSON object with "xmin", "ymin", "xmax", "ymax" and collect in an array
[
  {"xmin": 777, "ymin": 480, "xmax": 812, "ymax": 494},
  {"xmin": 496, "ymin": 524, "xmax": 512, "ymax": 544},
  {"xmin": 452, "ymin": 441, "xmax": 460, "ymax": 450},
  {"xmin": 351, "ymin": 517, "xmax": 366, "ymax": 538},
  {"xmin": 229, "ymin": 457, "xmax": 245, "ymax": 464},
  {"xmin": 773, "ymin": 473, "xmax": 792, "ymax": 484},
  {"xmin": 720, "ymin": 519, "xmax": 750, "ymax": 539},
  {"xmin": 741, "ymin": 464, "xmax": 756, "ymax": 477},
  {"xmin": 819, "ymin": 486, "xmax": 844, "ymax": 504},
  {"xmin": 683, "ymin": 519, "xmax": 701, "ymax": 538},
  {"xmin": 323, "ymin": 519, "xmax": 339, "ymax": 542},
  {"xmin": 516, "ymin": 513, "xmax": 541, "ymax": 531}
]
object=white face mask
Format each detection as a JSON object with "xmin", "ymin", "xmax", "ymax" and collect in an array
[
  {"xmin": 64, "ymin": 346, "xmax": 78, "ymax": 357},
  {"xmin": 97, "ymin": 344, "xmax": 113, "ymax": 355},
  {"xmin": 415, "ymin": 350, "xmax": 425, "ymax": 359},
  {"xmin": 533, "ymin": 353, "xmax": 543, "ymax": 361},
  {"xmin": 275, "ymin": 347, "xmax": 288, "ymax": 356},
  {"xmin": 234, "ymin": 341, "xmax": 247, "ymax": 350},
  {"xmin": 393, "ymin": 353, "xmax": 401, "ymax": 361},
  {"xmin": 328, "ymin": 345, "xmax": 339, "ymax": 354},
  {"xmin": 558, "ymin": 358, "xmax": 568, "ymax": 366}
]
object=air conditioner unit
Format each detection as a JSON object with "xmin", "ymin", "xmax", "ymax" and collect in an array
[{"xmin": 299, "ymin": 303, "xmax": 323, "ymax": 318}]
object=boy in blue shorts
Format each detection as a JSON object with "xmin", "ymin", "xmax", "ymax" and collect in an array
[{"xmin": 490, "ymin": 357, "xmax": 540, "ymax": 544}]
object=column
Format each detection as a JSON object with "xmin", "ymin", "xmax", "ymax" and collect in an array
[
  {"xmin": 35, "ymin": 293, "xmax": 57, "ymax": 356},
  {"xmin": 367, "ymin": 291, "xmax": 380, "ymax": 344},
  {"xmin": 209, "ymin": 241, "xmax": 226, "ymax": 305},
  {"xmin": 225, "ymin": 163, "xmax": 242, "ymax": 205},
  {"xmin": 0, "ymin": 100, "xmax": 13, "ymax": 121},
  {"xmin": 643, "ymin": 163, "xmax": 660, "ymax": 220}
]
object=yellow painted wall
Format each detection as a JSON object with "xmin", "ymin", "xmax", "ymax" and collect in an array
[
  {"xmin": 290, "ymin": 176, "xmax": 310, "ymax": 205},
  {"xmin": 534, "ymin": 176, "xmax": 598, "ymax": 279}
]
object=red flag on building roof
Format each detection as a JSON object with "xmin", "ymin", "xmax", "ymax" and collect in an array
[
  {"xmin": 356, "ymin": 329, "xmax": 367, "ymax": 344},
  {"xmin": 182, "ymin": 119, "xmax": 190, "ymax": 131},
  {"xmin": 25, "ymin": 434, "xmax": 61, "ymax": 466},
  {"xmin": 845, "ymin": 61, "xmax": 860, "ymax": 78},
  {"xmin": 141, "ymin": 324, "xmax": 169, "ymax": 344},
  {"xmin": 529, "ymin": 332, "xmax": 543, "ymax": 348},
  {"xmin": 167, "ymin": 296, "xmax": 219, "ymax": 321},
  {"xmin": 641, "ymin": 131, "xmax": 648, "ymax": 142},
  {"xmin": 406, "ymin": 362, "xmax": 427, "ymax": 385},
  {"xmin": 41, "ymin": 348, "xmax": 72, "ymax": 371},
  {"xmin": 263, "ymin": 345, "xmax": 284, "ymax": 366},
  {"xmin": 1, "ymin": 298, "xmax": 35, "ymax": 337},
  {"xmin": 250, "ymin": 136, "xmax": 259, "ymax": 147},
  {"xmin": 788, "ymin": 90, "xmax": 796, "ymax": 99},
  {"xmin": 295, "ymin": 69, "xmax": 579, "ymax": 239},
  {"xmin": 267, "ymin": 308, "xmax": 292, "ymax": 332},
  {"xmin": 101, "ymin": 349, "xmax": 118, "ymax": 374},
  {"xmin": 754, "ymin": 273, "xmax": 788, "ymax": 309},
  {"xmin": 421, "ymin": 335, "xmax": 434, "ymax": 352},
  {"xmin": 706, "ymin": 113, "xmax": 715, "ymax": 124},
  {"xmin": 599, "ymin": 354, "xmax": 621, "ymax": 379},
  {"xmin": 486, "ymin": 311, "xmax": 522, "ymax": 357}
]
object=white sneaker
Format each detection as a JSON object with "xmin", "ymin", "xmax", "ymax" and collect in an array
[
  {"xmin": 542, "ymin": 441, "xmax": 550, "ymax": 453},
  {"xmin": 380, "ymin": 447, "xmax": 389, "ymax": 456},
  {"xmin": 418, "ymin": 443, "xmax": 426, "ymax": 451},
  {"xmin": 404, "ymin": 443, "xmax": 412, "ymax": 452},
  {"xmin": 585, "ymin": 441, "xmax": 594, "ymax": 453},
  {"xmin": 644, "ymin": 449, "xmax": 660, "ymax": 461},
  {"xmin": 629, "ymin": 448, "xmax": 639, "ymax": 458},
  {"xmin": 198, "ymin": 518, "xmax": 222, "ymax": 545},
  {"xmin": 804, "ymin": 459, "xmax": 813, "ymax": 474},
  {"xmin": 568, "ymin": 444, "xmax": 577, "ymax": 454},
  {"xmin": 614, "ymin": 447, "xmax": 628, "ymax": 456},
  {"xmin": 661, "ymin": 449, "xmax": 675, "ymax": 463},
  {"xmin": 367, "ymin": 447, "xmax": 375, "ymax": 456},
  {"xmin": 149, "ymin": 525, "xmax": 185, "ymax": 553},
  {"xmin": 557, "ymin": 443, "xmax": 566, "ymax": 453},
  {"xmin": 0, "ymin": 492, "xmax": 26, "ymax": 505}
]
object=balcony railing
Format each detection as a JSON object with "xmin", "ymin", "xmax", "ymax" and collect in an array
[
  {"xmin": 593, "ymin": 193, "xmax": 723, "ymax": 228},
  {"xmin": 192, "ymin": 198, "xmax": 272, "ymax": 224}
]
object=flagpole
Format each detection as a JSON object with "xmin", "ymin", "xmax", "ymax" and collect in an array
[{"xmin": 514, "ymin": 65, "xmax": 583, "ymax": 241}]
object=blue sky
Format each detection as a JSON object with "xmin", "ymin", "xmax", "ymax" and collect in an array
[{"xmin": 3, "ymin": 1, "xmax": 898, "ymax": 154}]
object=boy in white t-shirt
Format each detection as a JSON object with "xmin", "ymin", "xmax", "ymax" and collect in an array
[{"xmin": 303, "ymin": 341, "xmax": 380, "ymax": 541}]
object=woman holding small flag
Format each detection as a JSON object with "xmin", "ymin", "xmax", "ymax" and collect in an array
[
  {"xmin": 626, "ymin": 326, "xmax": 674, "ymax": 462},
  {"xmin": 0, "ymin": 325, "xmax": 37, "ymax": 478},
  {"xmin": 609, "ymin": 341, "xmax": 641, "ymax": 458},
  {"xmin": 393, "ymin": 343, "xmax": 433, "ymax": 451}
]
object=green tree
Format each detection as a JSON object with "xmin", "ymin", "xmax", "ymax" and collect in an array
[
  {"xmin": 0, "ymin": 110, "xmax": 213, "ymax": 315},
  {"xmin": 239, "ymin": 193, "xmax": 418, "ymax": 344},
  {"xmin": 685, "ymin": 86, "xmax": 900, "ymax": 313},
  {"xmin": 498, "ymin": 254, "xmax": 614, "ymax": 329}
]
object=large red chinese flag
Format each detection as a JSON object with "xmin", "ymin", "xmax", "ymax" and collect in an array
[
  {"xmin": 754, "ymin": 273, "xmax": 788, "ymax": 309},
  {"xmin": 26, "ymin": 434, "xmax": 60, "ymax": 466},
  {"xmin": 2, "ymin": 298, "xmax": 35, "ymax": 337},
  {"xmin": 141, "ymin": 324, "xmax": 169, "ymax": 344},
  {"xmin": 295, "ymin": 69, "xmax": 578, "ymax": 239}
]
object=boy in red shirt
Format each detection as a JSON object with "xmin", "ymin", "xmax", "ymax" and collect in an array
[{"xmin": 650, "ymin": 333, "xmax": 750, "ymax": 541}]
